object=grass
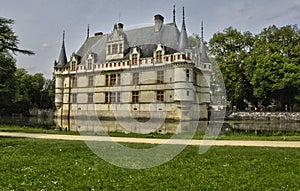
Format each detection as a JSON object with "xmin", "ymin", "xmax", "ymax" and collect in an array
[
  {"xmin": 0, "ymin": 137, "xmax": 299, "ymax": 190},
  {"xmin": 1, "ymin": 125, "xmax": 300, "ymax": 141}
]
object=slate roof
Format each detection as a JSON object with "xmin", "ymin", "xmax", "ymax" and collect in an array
[
  {"xmin": 76, "ymin": 22, "xmax": 181, "ymax": 65},
  {"xmin": 55, "ymin": 41, "xmax": 68, "ymax": 68},
  {"xmin": 200, "ymin": 41, "xmax": 211, "ymax": 63},
  {"xmin": 61, "ymin": 18, "xmax": 211, "ymax": 66}
]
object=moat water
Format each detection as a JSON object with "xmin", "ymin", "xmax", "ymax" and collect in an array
[{"xmin": 0, "ymin": 116, "xmax": 299, "ymax": 133}]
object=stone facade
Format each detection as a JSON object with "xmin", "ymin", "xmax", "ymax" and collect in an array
[{"xmin": 54, "ymin": 10, "xmax": 211, "ymax": 132}]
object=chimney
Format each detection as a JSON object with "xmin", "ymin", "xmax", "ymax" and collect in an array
[
  {"xmin": 154, "ymin": 14, "xmax": 164, "ymax": 32},
  {"xmin": 118, "ymin": 23, "xmax": 124, "ymax": 31},
  {"xmin": 94, "ymin": 32, "xmax": 103, "ymax": 36}
]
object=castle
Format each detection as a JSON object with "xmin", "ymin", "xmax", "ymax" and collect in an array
[{"xmin": 54, "ymin": 7, "xmax": 211, "ymax": 132}]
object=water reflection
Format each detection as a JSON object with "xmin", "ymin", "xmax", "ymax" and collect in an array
[{"xmin": 1, "ymin": 115, "xmax": 299, "ymax": 133}]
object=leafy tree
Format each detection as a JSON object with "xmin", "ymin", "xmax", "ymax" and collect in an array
[
  {"xmin": 0, "ymin": 53, "xmax": 17, "ymax": 114},
  {"xmin": 14, "ymin": 69, "xmax": 46, "ymax": 114},
  {"xmin": 209, "ymin": 27, "xmax": 255, "ymax": 110},
  {"xmin": 251, "ymin": 25, "xmax": 300, "ymax": 111},
  {"xmin": 40, "ymin": 78, "xmax": 55, "ymax": 109},
  {"xmin": 0, "ymin": 17, "xmax": 34, "ymax": 115}
]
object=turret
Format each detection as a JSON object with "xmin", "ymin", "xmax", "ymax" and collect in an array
[
  {"xmin": 178, "ymin": 7, "xmax": 188, "ymax": 52},
  {"xmin": 54, "ymin": 31, "xmax": 67, "ymax": 108}
]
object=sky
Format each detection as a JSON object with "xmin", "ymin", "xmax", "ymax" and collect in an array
[{"xmin": 1, "ymin": 0, "xmax": 300, "ymax": 79}]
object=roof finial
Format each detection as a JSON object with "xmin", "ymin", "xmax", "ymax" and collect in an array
[
  {"xmin": 87, "ymin": 24, "xmax": 90, "ymax": 39},
  {"xmin": 201, "ymin": 21, "xmax": 204, "ymax": 42},
  {"xmin": 63, "ymin": 30, "xmax": 65, "ymax": 43},
  {"xmin": 173, "ymin": 5, "xmax": 176, "ymax": 23},
  {"xmin": 182, "ymin": 6, "xmax": 186, "ymax": 30}
]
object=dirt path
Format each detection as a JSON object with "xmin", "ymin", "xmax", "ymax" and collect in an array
[{"xmin": 1, "ymin": 132, "xmax": 300, "ymax": 148}]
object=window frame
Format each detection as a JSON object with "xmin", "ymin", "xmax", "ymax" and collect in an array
[{"xmin": 132, "ymin": 91, "xmax": 139, "ymax": 103}]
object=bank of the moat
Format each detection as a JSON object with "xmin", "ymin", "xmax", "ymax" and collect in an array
[{"xmin": 227, "ymin": 112, "xmax": 300, "ymax": 121}]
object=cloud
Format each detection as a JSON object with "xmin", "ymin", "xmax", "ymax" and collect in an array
[{"xmin": 41, "ymin": 43, "xmax": 50, "ymax": 48}]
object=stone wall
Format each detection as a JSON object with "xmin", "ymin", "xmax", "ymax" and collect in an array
[{"xmin": 227, "ymin": 112, "xmax": 300, "ymax": 121}]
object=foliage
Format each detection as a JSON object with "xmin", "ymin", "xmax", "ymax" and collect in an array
[
  {"xmin": 0, "ymin": 17, "xmax": 53, "ymax": 115},
  {"xmin": 0, "ymin": 53, "xmax": 17, "ymax": 114},
  {"xmin": 209, "ymin": 27, "xmax": 255, "ymax": 109},
  {"xmin": 0, "ymin": 17, "xmax": 34, "ymax": 55},
  {"xmin": 209, "ymin": 25, "xmax": 300, "ymax": 111},
  {"xmin": 0, "ymin": 137, "xmax": 299, "ymax": 190},
  {"xmin": 251, "ymin": 25, "xmax": 300, "ymax": 110}
]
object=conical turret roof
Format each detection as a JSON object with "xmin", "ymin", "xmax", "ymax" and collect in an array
[
  {"xmin": 178, "ymin": 7, "xmax": 188, "ymax": 52},
  {"xmin": 55, "ymin": 31, "xmax": 68, "ymax": 68},
  {"xmin": 200, "ymin": 41, "xmax": 210, "ymax": 63}
]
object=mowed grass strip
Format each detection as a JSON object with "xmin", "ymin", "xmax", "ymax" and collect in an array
[{"xmin": 0, "ymin": 137, "xmax": 299, "ymax": 191}]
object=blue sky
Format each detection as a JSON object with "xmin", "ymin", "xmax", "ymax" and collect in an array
[{"xmin": 1, "ymin": 0, "xmax": 300, "ymax": 78}]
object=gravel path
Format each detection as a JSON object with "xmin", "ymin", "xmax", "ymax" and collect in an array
[{"xmin": 1, "ymin": 132, "xmax": 300, "ymax": 148}]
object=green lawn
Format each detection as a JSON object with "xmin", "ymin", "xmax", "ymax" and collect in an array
[{"xmin": 0, "ymin": 137, "xmax": 299, "ymax": 190}]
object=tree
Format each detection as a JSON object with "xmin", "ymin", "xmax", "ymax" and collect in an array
[
  {"xmin": 251, "ymin": 25, "xmax": 300, "ymax": 111},
  {"xmin": 0, "ymin": 17, "xmax": 34, "ymax": 55},
  {"xmin": 209, "ymin": 27, "xmax": 255, "ymax": 110},
  {"xmin": 0, "ymin": 17, "xmax": 34, "ymax": 115},
  {"xmin": 0, "ymin": 53, "xmax": 17, "ymax": 114}
]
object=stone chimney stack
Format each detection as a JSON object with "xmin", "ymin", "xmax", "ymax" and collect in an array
[{"xmin": 154, "ymin": 14, "xmax": 164, "ymax": 32}]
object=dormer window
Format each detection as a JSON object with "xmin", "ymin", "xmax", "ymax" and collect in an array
[
  {"xmin": 106, "ymin": 23, "xmax": 125, "ymax": 60},
  {"xmin": 87, "ymin": 59, "xmax": 92, "ymax": 70},
  {"xmin": 71, "ymin": 61, "xmax": 76, "ymax": 71},
  {"xmin": 108, "ymin": 45, "xmax": 111, "ymax": 55},
  {"xmin": 156, "ymin": 50, "xmax": 162, "ymax": 63},
  {"xmin": 119, "ymin": 43, "xmax": 123, "ymax": 53},
  {"xmin": 132, "ymin": 54, "xmax": 138, "ymax": 65},
  {"xmin": 154, "ymin": 42, "xmax": 164, "ymax": 63},
  {"xmin": 112, "ymin": 44, "xmax": 118, "ymax": 54}
]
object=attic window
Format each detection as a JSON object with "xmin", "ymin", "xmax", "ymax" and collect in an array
[
  {"xmin": 87, "ymin": 59, "xmax": 92, "ymax": 70},
  {"xmin": 132, "ymin": 54, "xmax": 138, "ymax": 65},
  {"xmin": 156, "ymin": 50, "xmax": 162, "ymax": 63},
  {"xmin": 71, "ymin": 61, "xmax": 76, "ymax": 71},
  {"xmin": 108, "ymin": 45, "xmax": 111, "ymax": 55},
  {"xmin": 119, "ymin": 43, "xmax": 123, "ymax": 53},
  {"xmin": 112, "ymin": 44, "xmax": 118, "ymax": 54}
]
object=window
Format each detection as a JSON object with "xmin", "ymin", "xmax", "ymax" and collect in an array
[
  {"xmin": 116, "ymin": 92, "xmax": 120, "ymax": 103},
  {"xmin": 156, "ymin": 50, "xmax": 162, "ymax": 63},
  {"xmin": 72, "ymin": 93, "xmax": 77, "ymax": 103},
  {"xmin": 186, "ymin": 69, "xmax": 190, "ymax": 81},
  {"xmin": 157, "ymin": 71, "xmax": 164, "ymax": 84},
  {"xmin": 88, "ymin": 76, "xmax": 94, "ymax": 87},
  {"xmin": 105, "ymin": 92, "xmax": 110, "ymax": 103},
  {"xmin": 111, "ymin": 92, "xmax": 121, "ymax": 103},
  {"xmin": 157, "ymin": 91, "xmax": 164, "ymax": 102},
  {"xmin": 132, "ymin": 54, "xmax": 138, "ymax": 65},
  {"xmin": 88, "ymin": 93, "xmax": 93, "ymax": 103},
  {"xmin": 119, "ymin": 43, "xmax": 123, "ymax": 53},
  {"xmin": 111, "ymin": 92, "xmax": 116, "ymax": 103},
  {"xmin": 112, "ymin": 44, "xmax": 118, "ymax": 54},
  {"xmin": 132, "ymin": 91, "xmax": 139, "ymax": 103},
  {"xmin": 71, "ymin": 61, "xmax": 76, "ymax": 71},
  {"xmin": 117, "ymin": 73, "xmax": 121, "ymax": 85},
  {"xmin": 193, "ymin": 71, "xmax": 197, "ymax": 85},
  {"xmin": 105, "ymin": 92, "xmax": 120, "ymax": 103},
  {"xmin": 108, "ymin": 45, "xmax": 111, "ymax": 55},
  {"xmin": 72, "ymin": 77, "xmax": 77, "ymax": 88},
  {"xmin": 87, "ymin": 59, "xmax": 92, "ymax": 70},
  {"xmin": 133, "ymin": 72, "xmax": 139, "ymax": 85},
  {"xmin": 105, "ymin": 75, "xmax": 109, "ymax": 86},
  {"xmin": 110, "ymin": 74, "xmax": 116, "ymax": 86}
]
